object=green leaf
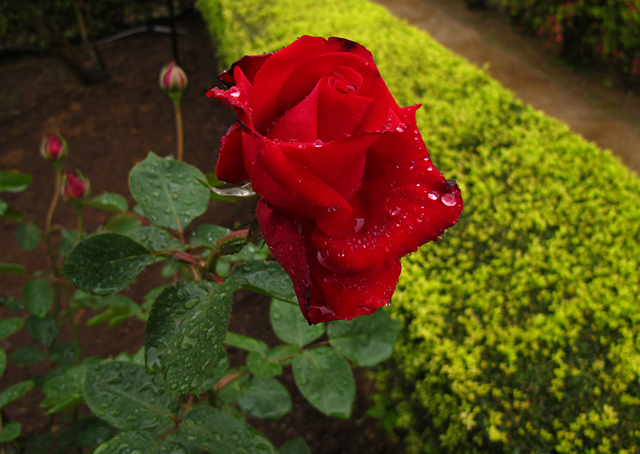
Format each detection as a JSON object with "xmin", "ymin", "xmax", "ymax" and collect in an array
[
  {"xmin": 84, "ymin": 361, "xmax": 179, "ymax": 432},
  {"xmin": 94, "ymin": 430, "xmax": 188, "ymax": 454},
  {"xmin": 228, "ymin": 261, "xmax": 296, "ymax": 303},
  {"xmin": 0, "ymin": 349, "xmax": 6, "ymax": 378},
  {"xmin": 129, "ymin": 152, "xmax": 209, "ymax": 231},
  {"xmin": 190, "ymin": 224, "xmax": 231, "ymax": 248},
  {"xmin": 292, "ymin": 347, "xmax": 355, "ymax": 418},
  {"xmin": 59, "ymin": 228, "xmax": 88, "ymax": 257},
  {"xmin": 246, "ymin": 351, "xmax": 282, "ymax": 378},
  {"xmin": 0, "ymin": 198, "xmax": 7, "ymax": 216},
  {"xmin": 0, "ymin": 421, "xmax": 21, "ymax": 442},
  {"xmin": 126, "ymin": 226, "xmax": 181, "ymax": 252},
  {"xmin": 161, "ymin": 260, "xmax": 180, "ymax": 278},
  {"xmin": 23, "ymin": 278, "xmax": 53, "ymax": 318},
  {"xmin": 267, "ymin": 344, "xmax": 300, "ymax": 366},
  {"xmin": 1, "ymin": 207, "xmax": 24, "ymax": 222},
  {"xmin": 0, "ymin": 380, "xmax": 33, "ymax": 408},
  {"xmin": 85, "ymin": 193, "xmax": 129, "ymax": 212},
  {"xmin": 15, "ymin": 223, "xmax": 41, "ymax": 251},
  {"xmin": 279, "ymin": 438, "xmax": 311, "ymax": 454},
  {"xmin": 0, "ymin": 263, "xmax": 27, "ymax": 275},
  {"xmin": 204, "ymin": 173, "xmax": 238, "ymax": 203},
  {"xmin": 0, "ymin": 171, "xmax": 32, "ymax": 192},
  {"xmin": 104, "ymin": 212, "xmax": 142, "ymax": 233},
  {"xmin": 50, "ymin": 343, "xmax": 77, "ymax": 366},
  {"xmin": 61, "ymin": 233, "xmax": 153, "ymax": 295},
  {"xmin": 27, "ymin": 314, "xmax": 58, "ymax": 346},
  {"xmin": 178, "ymin": 406, "xmax": 277, "ymax": 454},
  {"xmin": 236, "ymin": 377, "xmax": 292, "ymax": 419},
  {"xmin": 9, "ymin": 347, "xmax": 46, "ymax": 366},
  {"xmin": 145, "ymin": 280, "xmax": 235, "ymax": 394},
  {"xmin": 201, "ymin": 349, "xmax": 230, "ymax": 390},
  {"xmin": 197, "ymin": 178, "xmax": 256, "ymax": 199},
  {"xmin": 327, "ymin": 308, "xmax": 401, "ymax": 367},
  {"xmin": 224, "ymin": 332, "xmax": 268, "ymax": 355},
  {"xmin": 0, "ymin": 296, "xmax": 25, "ymax": 311},
  {"xmin": 142, "ymin": 287, "xmax": 164, "ymax": 314},
  {"xmin": 0, "ymin": 317, "xmax": 24, "ymax": 341},
  {"xmin": 41, "ymin": 366, "xmax": 85, "ymax": 413},
  {"xmin": 218, "ymin": 373, "xmax": 250, "ymax": 403},
  {"xmin": 87, "ymin": 294, "xmax": 143, "ymax": 327},
  {"xmin": 54, "ymin": 416, "xmax": 118, "ymax": 451},
  {"xmin": 270, "ymin": 298, "xmax": 324, "ymax": 347}
]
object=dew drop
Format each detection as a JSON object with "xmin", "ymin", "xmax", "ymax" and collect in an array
[
  {"xmin": 408, "ymin": 161, "xmax": 416, "ymax": 170},
  {"xmin": 428, "ymin": 191, "xmax": 439, "ymax": 201},
  {"xmin": 229, "ymin": 86, "xmax": 241, "ymax": 98},
  {"xmin": 391, "ymin": 207, "xmax": 402, "ymax": 216},
  {"xmin": 384, "ymin": 244, "xmax": 392, "ymax": 252},
  {"xmin": 395, "ymin": 123, "xmax": 406, "ymax": 133},
  {"xmin": 441, "ymin": 193, "xmax": 457, "ymax": 206},
  {"xmin": 313, "ymin": 139, "xmax": 323, "ymax": 147}
]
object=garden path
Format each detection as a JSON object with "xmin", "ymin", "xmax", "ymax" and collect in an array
[{"xmin": 372, "ymin": 0, "xmax": 640, "ymax": 173}]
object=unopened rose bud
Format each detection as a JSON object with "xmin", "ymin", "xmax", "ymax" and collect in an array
[
  {"xmin": 40, "ymin": 134, "xmax": 68, "ymax": 163},
  {"xmin": 62, "ymin": 172, "xmax": 90, "ymax": 201},
  {"xmin": 159, "ymin": 61, "xmax": 188, "ymax": 102}
]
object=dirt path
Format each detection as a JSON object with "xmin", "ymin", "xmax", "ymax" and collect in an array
[{"xmin": 372, "ymin": 0, "xmax": 640, "ymax": 174}]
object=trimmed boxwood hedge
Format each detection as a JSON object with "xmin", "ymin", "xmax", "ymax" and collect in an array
[{"xmin": 198, "ymin": 0, "xmax": 640, "ymax": 452}]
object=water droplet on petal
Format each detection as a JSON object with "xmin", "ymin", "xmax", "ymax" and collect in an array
[
  {"xmin": 396, "ymin": 123, "xmax": 406, "ymax": 133},
  {"xmin": 441, "ymin": 193, "xmax": 457, "ymax": 206},
  {"xmin": 428, "ymin": 191, "xmax": 439, "ymax": 201},
  {"xmin": 313, "ymin": 139, "xmax": 323, "ymax": 147},
  {"xmin": 229, "ymin": 86, "xmax": 241, "ymax": 98}
]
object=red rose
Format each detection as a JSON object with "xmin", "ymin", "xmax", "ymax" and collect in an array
[{"xmin": 208, "ymin": 36, "xmax": 462, "ymax": 323}]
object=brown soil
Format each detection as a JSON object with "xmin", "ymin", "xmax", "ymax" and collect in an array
[{"xmin": 0, "ymin": 12, "xmax": 399, "ymax": 454}]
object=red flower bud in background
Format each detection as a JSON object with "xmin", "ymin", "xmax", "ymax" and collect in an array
[
  {"xmin": 62, "ymin": 172, "xmax": 90, "ymax": 201},
  {"xmin": 40, "ymin": 133, "xmax": 68, "ymax": 163},
  {"xmin": 159, "ymin": 61, "xmax": 188, "ymax": 102}
]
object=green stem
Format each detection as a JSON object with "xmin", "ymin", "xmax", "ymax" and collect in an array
[
  {"xmin": 174, "ymin": 100, "xmax": 184, "ymax": 161},
  {"xmin": 45, "ymin": 167, "xmax": 62, "ymax": 276},
  {"xmin": 75, "ymin": 204, "xmax": 83, "ymax": 245},
  {"xmin": 204, "ymin": 229, "xmax": 249, "ymax": 275}
]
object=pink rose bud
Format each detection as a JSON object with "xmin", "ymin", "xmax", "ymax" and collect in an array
[
  {"xmin": 40, "ymin": 133, "xmax": 68, "ymax": 162},
  {"xmin": 159, "ymin": 61, "xmax": 188, "ymax": 93},
  {"xmin": 62, "ymin": 172, "xmax": 90, "ymax": 201}
]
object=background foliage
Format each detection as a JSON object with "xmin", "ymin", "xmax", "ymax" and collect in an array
[
  {"xmin": 198, "ymin": 0, "xmax": 640, "ymax": 452},
  {"xmin": 465, "ymin": 0, "xmax": 640, "ymax": 82}
]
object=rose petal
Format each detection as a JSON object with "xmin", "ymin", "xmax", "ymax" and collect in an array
[
  {"xmin": 218, "ymin": 53, "xmax": 272, "ymax": 86},
  {"xmin": 216, "ymin": 123, "xmax": 249, "ymax": 183}
]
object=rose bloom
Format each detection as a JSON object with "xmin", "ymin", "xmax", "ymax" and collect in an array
[{"xmin": 209, "ymin": 36, "xmax": 463, "ymax": 323}]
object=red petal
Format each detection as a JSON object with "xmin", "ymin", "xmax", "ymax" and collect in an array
[
  {"xmin": 216, "ymin": 123, "xmax": 249, "ymax": 183},
  {"xmin": 218, "ymin": 53, "xmax": 272, "ymax": 86},
  {"xmin": 256, "ymin": 200, "xmax": 312, "ymax": 319}
]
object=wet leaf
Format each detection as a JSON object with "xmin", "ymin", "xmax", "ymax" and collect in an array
[
  {"xmin": 15, "ymin": 223, "xmax": 41, "ymax": 251},
  {"xmin": 0, "ymin": 263, "xmax": 27, "ymax": 275},
  {"xmin": 129, "ymin": 152, "xmax": 209, "ymax": 231},
  {"xmin": 246, "ymin": 351, "xmax": 282, "ymax": 378},
  {"xmin": 0, "ymin": 171, "xmax": 32, "ymax": 192},
  {"xmin": 87, "ymin": 294, "xmax": 143, "ymax": 327},
  {"xmin": 0, "ymin": 296, "xmax": 24, "ymax": 311},
  {"xmin": 50, "ymin": 343, "xmax": 77, "ymax": 366},
  {"xmin": 144, "ymin": 280, "xmax": 235, "ymax": 394},
  {"xmin": 85, "ymin": 193, "xmax": 129, "ymax": 212},
  {"xmin": 41, "ymin": 366, "xmax": 85, "ymax": 414},
  {"xmin": 328, "ymin": 307, "xmax": 400, "ymax": 366},
  {"xmin": 84, "ymin": 361, "xmax": 178, "ymax": 432},
  {"xmin": 201, "ymin": 349, "xmax": 230, "ymax": 390},
  {"xmin": 55, "ymin": 416, "xmax": 118, "ymax": 451},
  {"xmin": 0, "ymin": 421, "xmax": 21, "ymax": 442},
  {"xmin": 196, "ymin": 178, "xmax": 256, "ymax": 198},
  {"xmin": 24, "ymin": 278, "xmax": 53, "ymax": 318},
  {"xmin": 9, "ymin": 347, "xmax": 46, "ymax": 366},
  {"xmin": 236, "ymin": 377, "xmax": 292, "ymax": 419},
  {"xmin": 27, "ymin": 314, "xmax": 58, "ymax": 346},
  {"xmin": 0, "ymin": 380, "xmax": 33, "ymax": 409},
  {"xmin": 0, "ymin": 317, "xmax": 24, "ymax": 341},
  {"xmin": 279, "ymin": 437, "xmax": 311, "ymax": 454},
  {"xmin": 228, "ymin": 261, "xmax": 296, "ymax": 303},
  {"xmin": 93, "ymin": 430, "xmax": 188, "ymax": 454},
  {"xmin": 61, "ymin": 233, "xmax": 153, "ymax": 295},
  {"xmin": 292, "ymin": 347, "xmax": 355, "ymax": 418},
  {"xmin": 126, "ymin": 226, "xmax": 181, "ymax": 252},
  {"xmin": 104, "ymin": 212, "xmax": 142, "ymax": 233},
  {"xmin": 177, "ymin": 405, "xmax": 277, "ymax": 454},
  {"xmin": 218, "ymin": 373, "xmax": 250, "ymax": 404},
  {"xmin": 224, "ymin": 332, "xmax": 268, "ymax": 355},
  {"xmin": 190, "ymin": 224, "xmax": 231, "ymax": 248},
  {"xmin": 270, "ymin": 298, "xmax": 324, "ymax": 347}
]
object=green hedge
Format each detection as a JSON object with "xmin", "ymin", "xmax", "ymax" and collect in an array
[
  {"xmin": 198, "ymin": 0, "xmax": 640, "ymax": 452},
  {"xmin": 464, "ymin": 0, "xmax": 640, "ymax": 80}
]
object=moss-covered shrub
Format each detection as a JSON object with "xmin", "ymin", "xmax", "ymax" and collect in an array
[{"xmin": 198, "ymin": 0, "xmax": 640, "ymax": 452}]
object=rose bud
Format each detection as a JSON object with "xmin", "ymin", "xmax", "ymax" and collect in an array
[
  {"xmin": 159, "ymin": 61, "xmax": 188, "ymax": 100},
  {"xmin": 209, "ymin": 36, "xmax": 463, "ymax": 324},
  {"xmin": 62, "ymin": 172, "xmax": 90, "ymax": 201},
  {"xmin": 40, "ymin": 133, "xmax": 68, "ymax": 163}
]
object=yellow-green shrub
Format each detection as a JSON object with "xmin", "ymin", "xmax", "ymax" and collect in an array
[{"xmin": 198, "ymin": 0, "xmax": 640, "ymax": 452}]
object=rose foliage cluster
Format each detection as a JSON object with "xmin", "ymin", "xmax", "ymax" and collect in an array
[{"xmin": 209, "ymin": 36, "xmax": 463, "ymax": 323}]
